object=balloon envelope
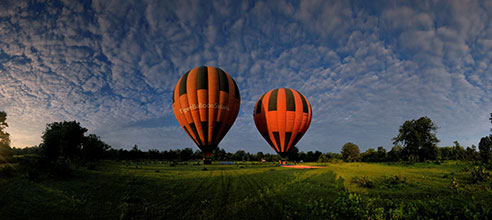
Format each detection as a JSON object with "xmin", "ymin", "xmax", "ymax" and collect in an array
[
  {"xmin": 253, "ymin": 88, "xmax": 312, "ymax": 157},
  {"xmin": 172, "ymin": 66, "xmax": 241, "ymax": 157}
]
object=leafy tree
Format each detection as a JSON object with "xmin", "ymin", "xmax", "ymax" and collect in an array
[
  {"xmin": 146, "ymin": 149, "xmax": 161, "ymax": 160},
  {"xmin": 361, "ymin": 148, "xmax": 377, "ymax": 162},
  {"xmin": 287, "ymin": 146, "xmax": 299, "ymax": 161},
  {"xmin": 453, "ymin": 141, "xmax": 466, "ymax": 161},
  {"xmin": 478, "ymin": 136, "xmax": 491, "ymax": 164},
  {"xmin": 490, "ymin": 113, "xmax": 492, "ymax": 132},
  {"xmin": 255, "ymin": 152, "xmax": 265, "ymax": 161},
  {"xmin": 81, "ymin": 134, "xmax": 111, "ymax": 162},
  {"xmin": 317, "ymin": 154, "xmax": 329, "ymax": 162},
  {"xmin": 341, "ymin": 142, "xmax": 360, "ymax": 162},
  {"xmin": 0, "ymin": 111, "xmax": 10, "ymax": 148},
  {"xmin": 40, "ymin": 121, "xmax": 87, "ymax": 161},
  {"xmin": 439, "ymin": 146, "xmax": 453, "ymax": 160},
  {"xmin": 388, "ymin": 145, "xmax": 402, "ymax": 162},
  {"xmin": 465, "ymin": 145, "xmax": 479, "ymax": 161},
  {"xmin": 376, "ymin": 146, "xmax": 387, "ymax": 162},
  {"xmin": 392, "ymin": 117, "xmax": 440, "ymax": 161},
  {"xmin": 179, "ymin": 148, "xmax": 194, "ymax": 161},
  {"xmin": 0, "ymin": 111, "xmax": 13, "ymax": 162},
  {"xmin": 211, "ymin": 147, "xmax": 227, "ymax": 161},
  {"xmin": 232, "ymin": 150, "xmax": 247, "ymax": 161}
]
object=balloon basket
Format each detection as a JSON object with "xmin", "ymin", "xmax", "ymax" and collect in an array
[{"xmin": 203, "ymin": 158, "xmax": 212, "ymax": 165}]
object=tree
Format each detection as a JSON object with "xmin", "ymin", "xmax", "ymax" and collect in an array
[
  {"xmin": 361, "ymin": 148, "xmax": 377, "ymax": 162},
  {"xmin": 341, "ymin": 142, "xmax": 360, "ymax": 162},
  {"xmin": 490, "ymin": 113, "xmax": 492, "ymax": 133},
  {"xmin": 0, "ymin": 111, "xmax": 10, "ymax": 148},
  {"xmin": 287, "ymin": 146, "xmax": 299, "ymax": 161},
  {"xmin": 179, "ymin": 148, "xmax": 193, "ymax": 161},
  {"xmin": 392, "ymin": 117, "xmax": 440, "ymax": 161},
  {"xmin": 453, "ymin": 141, "xmax": 466, "ymax": 161},
  {"xmin": 439, "ymin": 146, "xmax": 453, "ymax": 160},
  {"xmin": 81, "ymin": 134, "xmax": 111, "ymax": 162},
  {"xmin": 388, "ymin": 145, "xmax": 402, "ymax": 162},
  {"xmin": 478, "ymin": 136, "xmax": 491, "ymax": 164},
  {"xmin": 376, "ymin": 146, "xmax": 387, "ymax": 162},
  {"xmin": 465, "ymin": 145, "xmax": 479, "ymax": 161},
  {"xmin": 233, "ymin": 150, "xmax": 246, "ymax": 161},
  {"xmin": 40, "ymin": 121, "xmax": 87, "ymax": 161},
  {"xmin": 0, "ymin": 111, "xmax": 12, "ymax": 162}
]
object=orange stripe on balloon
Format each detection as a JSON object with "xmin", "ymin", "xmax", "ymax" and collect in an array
[
  {"xmin": 276, "ymin": 88, "xmax": 287, "ymax": 152},
  {"xmin": 207, "ymin": 67, "xmax": 218, "ymax": 144}
]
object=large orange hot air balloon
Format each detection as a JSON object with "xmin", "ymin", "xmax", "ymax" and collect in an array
[
  {"xmin": 253, "ymin": 88, "xmax": 312, "ymax": 157},
  {"xmin": 172, "ymin": 66, "xmax": 240, "ymax": 157}
]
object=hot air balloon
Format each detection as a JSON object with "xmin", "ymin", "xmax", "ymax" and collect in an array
[
  {"xmin": 172, "ymin": 66, "xmax": 241, "ymax": 158},
  {"xmin": 253, "ymin": 88, "xmax": 312, "ymax": 158}
]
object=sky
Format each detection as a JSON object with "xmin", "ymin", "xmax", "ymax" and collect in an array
[{"xmin": 1, "ymin": 0, "xmax": 492, "ymax": 154}]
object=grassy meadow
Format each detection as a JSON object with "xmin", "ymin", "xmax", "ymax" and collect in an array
[{"xmin": 1, "ymin": 160, "xmax": 492, "ymax": 219}]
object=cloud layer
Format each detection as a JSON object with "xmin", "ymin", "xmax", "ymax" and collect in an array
[{"xmin": 1, "ymin": 0, "xmax": 491, "ymax": 153}]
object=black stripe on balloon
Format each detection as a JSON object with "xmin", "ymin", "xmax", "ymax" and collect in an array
[
  {"xmin": 172, "ymin": 89, "xmax": 175, "ymax": 104},
  {"xmin": 285, "ymin": 88, "xmax": 295, "ymax": 111},
  {"xmin": 188, "ymin": 123, "xmax": 202, "ymax": 145},
  {"xmin": 284, "ymin": 132, "xmax": 292, "ymax": 149},
  {"xmin": 212, "ymin": 121, "xmax": 222, "ymax": 144},
  {"xmin": 221, "ymin": 124, "xmax": 231, "ymax": 139},
  {"xmin": 273, "ymin": 132, "xmax": 281, "ymax": 150},
  {"xmin": 179, "ymin": 71, "xmax": 190, "ymax": 96},
  {"xmin": 262, "ymin": 132, "xmax": 274, "ymax": 148},
  {"xmin": 292, "ymin": 132, "xmax": 303, "ymax": 146},
  {"xmin": 233, "ymin": 79, "xmax": 240, "ymax": 100},
  {"xmin": 196, "ymin": 66, "xmax": 208, "ymax": 90},
  {"xmin": 256, "ymin": 94, "xmax": 265, "ymax": 114},
  {"xmin": 183, "ymin": 126, "xmax": 197, "ymax": 145},
  {"xmin": 298, "ymin": 91, "xmax": 308, "ymax": 113},
  {"xmin": 201, "ymin": 121, "xmax": 208, "ymax": 145},
  {"xmin": 268, "ymin": 89, "xmax": 279, "ymax": 111},
  {"xmin": 217, "ymin": 68, "xmax": 229, "ymax": 92}
]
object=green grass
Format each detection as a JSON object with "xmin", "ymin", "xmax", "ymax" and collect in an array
[{"xmin": 1, "ymin": 161, "xmax": 491, "ymax": 219}]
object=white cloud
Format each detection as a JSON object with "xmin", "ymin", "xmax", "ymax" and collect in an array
[{"xmin": 1, "ymin": 0, "xmax": 492, "ymax": 153}]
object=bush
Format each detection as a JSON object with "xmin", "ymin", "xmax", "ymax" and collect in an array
[
  {"xmin": 383, "ymin": 174, "xmax": 406, "ymax": 185},
  {"xmin": 470, "ymin": 166, "xmax": 491, "ymax": 183},
  {"xmin": 0, "ymin": 165, "xmax": 15, "ymax": 177},
  {"xmin": 450, "ymin": 177, "xmax": 459, "ymax": 189},
  {"xmin": 352, "ymin": 176, "xmax": 373, "ymax": 188},
  {"xmin": 51, "ymin": 159, "xmax": 72, "ymax": 178},
  {"xmin": 17, "ymin": 155, "xmax": 43, "ymax": 181},
  {"xmin": 86, "ymin": 162, "xmax": 97, "ymax": 170}
]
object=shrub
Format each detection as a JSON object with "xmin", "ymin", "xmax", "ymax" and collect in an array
[
  {"xmin": 450, "ymin": 177, "xmax": 459, "ymax": 189},
  {"xmin": 352, "ymin": 176, "xmax": 373, "ymax": 188},
  {"xmin": 51, "ymin": 159, "xmax": 72, "ymax": 178},
  {"xmin": 0, "ymin": 165, "xmax": 15, "ymax": 177},
  {"xmin": 470, "ymin": 166, "xmax": 491, "ymax": 183},
  {"xmin": 383, "ymin": 174, "xmax": 406, "ymax": 185},
  {"xmin": 17, "ymin": 155, "xmax": 43, "ymax": 181},
  {"xmin": 86, "ymin": 162, "xmax": 97, "ymax": 170}
]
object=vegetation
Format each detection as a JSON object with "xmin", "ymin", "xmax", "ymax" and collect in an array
[
  {"xmin": 1, "ymin": 161, "xmax": 492, "ymax": 219},
  {"xmin": 2, "ymin": 112, "xmax": 492, "ymax": 219},
  {"xmin": 393, "ymin": 116, "xmax": 440, "ymax": 161},
  {"xmin": 341, "ymin": 142, "xmax": 360, "ymax": 162},
  {"xmin": 0, "ymin": 111, "xmax": 13, "ymax": 164}
]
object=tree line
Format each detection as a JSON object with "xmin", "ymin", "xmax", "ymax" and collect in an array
[{"xmin": 1, "ymin": 112, "xmax": 492, "ymax": 168}]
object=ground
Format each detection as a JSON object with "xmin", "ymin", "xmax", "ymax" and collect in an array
[{"xmin": 0, "ymin": 161, "xmax": 491, "ymax": 219}]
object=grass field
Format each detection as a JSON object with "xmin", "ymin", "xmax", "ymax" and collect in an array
[{"xmin": 1, "ymin": 161, "xmax": 491, "ymax": 219}]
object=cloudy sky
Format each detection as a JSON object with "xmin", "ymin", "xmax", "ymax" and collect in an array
[{"xmin": 1, "ymin": 0, "xmax": 492, "ymax": 154}]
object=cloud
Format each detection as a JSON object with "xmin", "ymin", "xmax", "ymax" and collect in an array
[{"xmin": 0, "ymin": 0, "xmax": 491, "ymax": 153}]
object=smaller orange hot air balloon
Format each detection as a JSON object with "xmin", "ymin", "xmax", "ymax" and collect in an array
[
  {"xmin": 172, "ymin": 66, "xmax": 241, "ymax": 157},
  {"xmin": 253, "ymin": 88, "xmax": 312, "ymax": 157}
]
